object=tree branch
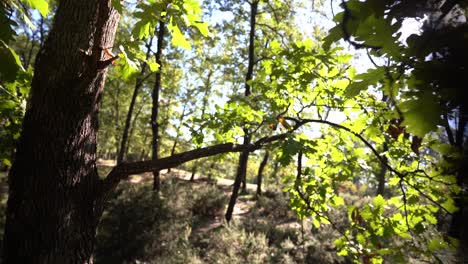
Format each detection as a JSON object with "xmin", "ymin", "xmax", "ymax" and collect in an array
[{"xmin": 101, "ymin": 132, "xmax": 290, "ymax": 193}]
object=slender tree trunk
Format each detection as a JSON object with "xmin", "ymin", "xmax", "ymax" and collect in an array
[
  {"xmin": 256, "ymin": 150, "xmax": 269, "ymax": 196},
  {"xmin": 125, "ymin": 94, "xmax": 150, "ymax": 157},
  {"xmin": 376, "ymin": 141, "xmax": 388, "ymax": 196},
  {"xmin": 190, "ymin": 162, "xmax": 197, "ymax": 181},
  {"xmin": 117, "ymin": 38, "xmax": 153, "ymax": 164},
  {"xmin": 271, "ymin": 158, "xmax": 279, "ymax": 179},
  {"xmin": 226, "ymin": 142, "xmax": 250, "ymax": 222},
  {"xmin": 151, "ymin": 19, "xmax": 165, "ymax": 192},
  {"xmin": 207, "ymin": 160, "xmax": 216, "ymax": 180},
  {"xmin": 226, "ymin": 0, "xmax": 258, "ymax": 221},
  {"xmin": 167, "ymin": 103, "xmax": 188, "ymax": 172},
  {"xmin": 1, "ymin": 1, "xmax": 119, "ymax": 262}
]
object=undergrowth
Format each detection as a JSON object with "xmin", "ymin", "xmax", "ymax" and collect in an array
[{"xmin": 94, "ymin": 174, "xmax": 351, "ymax": 264}]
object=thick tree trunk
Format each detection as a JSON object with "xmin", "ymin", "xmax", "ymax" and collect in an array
[
  {"xmin": 1, "ymin": 0, "xmax": 119, "ymax": 263},
  {"xmin": 117, "ymin": 38, "xmax": 153, "ymax": 164},
  {"xmin": 151, "ymin": 19, "xmax": 165, "ymax": 192},
  {"xmin": 256, "ymin": 150, "xmax": 269, "ymax": 196}
]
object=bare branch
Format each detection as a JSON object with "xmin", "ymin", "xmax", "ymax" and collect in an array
[{"xmin": 101, "ymin": 132, "xmax": 290, "ymax": 193}]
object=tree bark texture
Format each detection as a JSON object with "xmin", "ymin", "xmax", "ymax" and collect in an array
[
  {"xmin": 151, "ymin": 19, "xmax": 165, "ymax": 192},
  {"xmin": 2, "ymin": 0, "xmax": 120, "ymax": 263}
]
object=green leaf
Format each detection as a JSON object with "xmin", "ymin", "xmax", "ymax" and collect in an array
[
  {"xmin": 2, "ymin": 158, "xmax": 11, "ymax": 167},
  {"xmin": 22, "ymin": 0, "xmax": 49, "ymax": 17},
  {"xmin": 331, "ymin": 196, "xmax": 345, "ymax": 208},
  {"xmin": 373, "ymin": 195, "xmax": 385, "ymax": 208},
  {"xmin": 194, "ymin": 22, "xmax": 209, "ymax": 37},
  {"xmin": 117, "ymin": 45, "xmax": 139, "ymax": 80},
  {"xmin": 441, "ymin": 198, "xmax": 457, "ymax": 214},
  {"xmin": 132, "ymin": 21, "xmax": 152, "ymax": 40},
  {"xmin": 356, "ymin": 233, "xmax": 366, "ymax": 245},
  {"xmin": 0, "ymin": 41, "xmax": 24, "ymax": 82},
  {"xmin": 323, "ymin": 25, "xmax": 342, "ymax": 50},
  {"xmin": 400, "ymin": 92, "xmax": 442, "ymax": 137},
  {"xmin": 312, "ymin": 217, "xmax": 320, "ymax": 228},
  {"xmin": 337, "ymin": 248, "xmax": 348, "ymax": 256},
  {"xmin": 112, "ymin": 0, "xmax": 123, "ymax": 14},
  {"xmin": 168, "ymin": 23, "xmax": 191, "ymax": 50},
  {"xmin": 344, "ymin": 68, "xmax": 385, "ymax": 97},
  {"xmin": 344, "ymin": 81, "xmax": 369, "ymax": 97},
  {"xmin": 147, "ymin": 61, "xmax": 159, "ymax": 72}
]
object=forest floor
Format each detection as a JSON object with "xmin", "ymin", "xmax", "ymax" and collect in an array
[
  {"xmin": 94, "ymin": 159, "xmax": 321, "ymax": 263},
  {"xmin": 97, "ymin": 159, "xmax": 262, "ymax": 227}
]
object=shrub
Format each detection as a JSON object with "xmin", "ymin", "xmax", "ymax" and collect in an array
[
  {"xmin": 95, "ymin": 178, "xmax": 195, "ymax": 263},
  {"xmin": 203, "ymin": 225, "xmax": 270, "ymax": 264},
  {"xmin": 190, "ymin": 184, "xmax": 227, "ymax": 218}
]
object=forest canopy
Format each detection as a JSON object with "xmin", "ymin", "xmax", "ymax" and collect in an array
[{"xmin": 0, "ymin": 0, "xmax": 467, "ymax": 263}]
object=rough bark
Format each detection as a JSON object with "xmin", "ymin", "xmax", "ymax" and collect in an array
[
  {"xmin": 256, "ymin": 150, "xmax": 269, "ymax": 196},
  {"xmin": 0, "ymin": 1, "xmax": 294, "ymax": 260},
  {"xmin": 1, "ymin": 0, "xmax": 120, "ymax": 262},
  {"xmin": 151, "ymin": 19, "xmax": 165, "ymax": 191},
  {"xmin": 117, "ymin": 38, "xmax": 153, "ymax": 164}
]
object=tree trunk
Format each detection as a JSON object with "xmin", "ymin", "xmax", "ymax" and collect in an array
[
  {"xmin": 207, "ymin": 160, "xmax": 216, "ymax": 180},
  {"xmin": 190, "ymin": 162, "xmax": 197, "ymax": 181},
  {"xmin": 226, "ymin": 143, "xmax": 250, "ymax": 222},
  {"xmin": 117, "ymin": 38, "xmax": 153, "ymax": 164},
  {"xmin": 226, "ymin": 0, "xmax": 258, "ymax": 221},
  {"xmin": 151, "ymin": 19, "xmax": 165, "ymax": 192},
  {"xmin": 376, "ymin": 141, "xmax": 388, "ymax": 196},
  {"xmin": 271, "ymin": 158, "xmax": 279, "ymax": 179},
  {"xmin": 1, "ymin": 0, "xmax": 119, "ymax": 262},
  {"xmin": 233, "ymin": 0, "xmax": 258, "ymax": 197},
  {"xmin": 449, "ymin": 106, "xmax": 468, "ymax": 250},
  {"xmin": 256, "ymin": 150, "xmax": 269, "ymax": 196},
  {"xmin": 167, "ymin": 103, "xmax": 188, "ymax": 172}
]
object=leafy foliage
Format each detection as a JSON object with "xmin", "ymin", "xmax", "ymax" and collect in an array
[{"xmin": 1, "ymin": 0, "xmax": 466, "ymax": 262}]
